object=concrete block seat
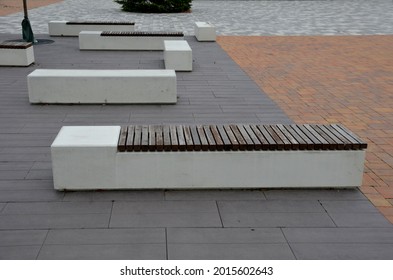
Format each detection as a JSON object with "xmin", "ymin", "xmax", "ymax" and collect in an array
[
  {"xmin": 48, "ymin": 20, "xmax": 135, "ymax": 36},
  {"xmin": 27, "ymin": 69, "xmax": 177, "ymax": 104},
  {"xmin": 0, "ymin": 41, "xmax": 34, "ymax": 66},
  {"xmin": 79, "ymin": 31, "xmax": 184, "ymax": 50},
  {"xmin": 51, "ymin": 124, "xmax": 367, "ymax": 190},
  {"xmin": 164, "ymin": 40, "xmax": 192, "ymax": 71},
  {"xmin": 194, "ymin": 22, "xmax": 216, "ymax": 42}
]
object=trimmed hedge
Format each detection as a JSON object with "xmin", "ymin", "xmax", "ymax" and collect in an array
[{"xmin": 115, "ymin": 0, "xmax": 192, "ymax": 13}]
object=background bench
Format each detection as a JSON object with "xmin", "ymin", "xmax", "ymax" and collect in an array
[
  {"xmin": 28, "ymin": 69, "xmax": 177, "ymax": 104},
  {"xmin": 164, "ymin": 40, "xmax": 192, "ymax": 71},
  {"xmin": 0, "ymin": 42, "xmax": 34, "ymax": 66},
  {"xmin": 194, "ymin": 22, "xmax": 216, "ymax": 42},
  {"xmin": 51, "ymin": 124, "xmax": 367, "ymax": 190},
  {"xmin": 48, "ymin": 20, "xmax": 135, "ymax": 36},
  {"xmin": 79, "ymin": 31, "xmax": 184, "ymax": 50}
]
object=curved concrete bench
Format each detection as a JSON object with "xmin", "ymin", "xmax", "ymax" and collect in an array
[
  {"xmin": 79, "ymin": 31, "xmax": 184, "ymax": 50},
  {"xmin": 48, "ymin": 20, "xmax": 135, "ymax": 36},
  {"xmin": 0, "ymin": 42, "xmax": 34, "ymax": 66},
  {"xmin": 51, "ymin": 124, "xmax": 367, "ymax": 190},
  {"xmin": 27, "ymin": 69, "xmax": 177, "ymax": 104}
]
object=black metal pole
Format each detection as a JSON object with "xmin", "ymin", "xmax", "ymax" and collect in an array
[
  {"xmin": 21, "ymin": 0, "xmax": 35, "ymax": 43},
  {"xmin": 23, "ymin": 0, "xmax": 28, "ymax": 18}
]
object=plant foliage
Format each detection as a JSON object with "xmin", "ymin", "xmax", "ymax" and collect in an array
[{"xmin": 115, "ymin": 0, "xmax": 192, "ymax": 13}]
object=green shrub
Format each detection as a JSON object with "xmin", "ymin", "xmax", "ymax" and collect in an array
[{"xmin": 115, "ymin": 0, "xmax": 192, "ymax": 13}]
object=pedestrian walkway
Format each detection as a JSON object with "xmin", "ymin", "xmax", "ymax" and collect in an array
[
  {"xmin": 1, "ymin": 0, "xmax": 393, "ymax": 35},
  {"xmin": 1, "ymin": 1, "xmax": 393, "ymax": 260},
  {"xmin": 218, "ymin": 35, "xmax": 393, "ymax": 223}
]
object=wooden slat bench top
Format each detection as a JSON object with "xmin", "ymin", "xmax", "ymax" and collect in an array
[
  {"xmin": 66, "ymin": 21, "xmax": 135, "ymax": 25},
  {"xmin": 101, "ymin": 31, "xmax": 184, "ymax": 37},
  {"xmin": 0, "ymin": 41, "xmax": 33, "ymax": 49},
  {"xmin": 117, "ymin": 124, "xmax": 367, "ymax": 152}
]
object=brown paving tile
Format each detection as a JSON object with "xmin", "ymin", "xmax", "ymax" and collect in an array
[{"xmin": 218, "ymin": 35, "xmax": 393, "ymax": 223}]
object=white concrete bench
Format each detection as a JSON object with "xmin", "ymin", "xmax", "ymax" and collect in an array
[
  {"xmin": 27, "ymin": 69, "xmax": 177, "ymax": 104},
  {"xmin": 79, "ymin": 31, "xmax": 184, "ymax": 50},
  {"xmin": 194, "ymin": 22, "xmax": 216, "ymax": 42},
  {"xmin": 51, "ymin": 124, "xmax": 367, "ymax": 190},
  {"xmin": 164, "ymin": 40, "xmax": 192, "ymax": 71},
  {"xmin": 0, "ymin": 42, "xmax": 34, "ymax": 66},
  {"xmin": 48, "ymin": 20, "xmax": 135, "ymax": 36}
]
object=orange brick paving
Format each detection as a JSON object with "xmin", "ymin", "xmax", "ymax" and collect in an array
[{"xmin": 218, "ymin": 35, "xmax": 393, "ymax": 223}]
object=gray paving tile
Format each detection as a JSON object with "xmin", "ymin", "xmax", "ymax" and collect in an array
[
  {"xmin": 88, "ymin": 190, "xmax": 162, "ymax": 201},
  {"xmin": 221, "ymin": 212, "xmax": 336, "ymax": 228},
  {"xmin": 291, "ymin": 243, "xmax": 393, "ymax": 260},
  {"xmin": 0, "ymin": 180, "xmax": 53, "ymax": 191},
  {"xmin": 2, "ymin": 202, "xmax": 112, "ymax": 215},
  {"xmin": 0, "ymin": 214, "xmax": 110, "ymax": 230},
  {"xmin": 328, "ymin": 213, "xmax": 393, "ymax": 228},
  {"xmin": 165, "ymin": 190, "xmax": 266, "ymax": 201},
  {"xmin": 0, "ymin": 246, "xmax": 41, "ymax": 260},
  {"xmin": 283, "ymin": 228, "xmax": 393, "ymax": 243},
  {"xmin": 218, "ymin": 200, "xmax": 324, "ymax": 213},
  {"xmin": 45, "ymin": 228, "xmax": 165, "ymax": 245},
  {"xmin": 0, "ymin": 203, "xmax": 5, "ymax": 213},
  {"xmin": 0, "ymin": 190, "xmax": 63, "ymax": 202},
  {"xmin": 111, "ymin": 213, "xmax": 221, "ymax": 228},
  {"xmin": 0, "ymin": 229, "xmax": 47, "ymax": 246},
  {"xmin": 167, "ymin": 228, "xmax": 286, "ymax": 243},
  {"xmin": 38, "ymin": 244, "xmax": 166, "ymax": 260},
  {"xmin": 264, "ymin": 189, "xmax": 366, "ymax": 200},
  {"xmin": 168, "ymin": 243, "xmax": 295, "ymax": 260},
  {"xmin": 112, "ymin": 201, "xmax": 218, "ymax": 213},
  {"xmin": 321, "ymin": 200, "xmax": 379, "ymax": 213}
]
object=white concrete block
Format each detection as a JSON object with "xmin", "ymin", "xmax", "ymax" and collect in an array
[
  {"xmin": 0, "ymin": 46, "xmax": 34, "ymax": 66},
  {"xmin": 79, "ymin": 31, "xmax": 184, "ymax": 50},
  {"xmin": 48, "ymin": 21, "xmax": 135, "ymax": 37},
  {"xmin": 27, "ymin": 69, "xmax": 177, "ymax": 104},
  {"xmin": 51, "ymin": 126, "xmax": 121, "ymax": 190},
  {"xmin": 164, "ymin": 40, "xmax": 192, "ymax": 71},
  {"xmin": 194, "ymin": 22, "xmax": 216, "ymax": 42}
]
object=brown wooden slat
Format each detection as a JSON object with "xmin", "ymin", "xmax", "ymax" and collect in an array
[
  {"xmin": 257, "ymin": 125, "xmax": 277, "ymax": 150},
  {"xmin": 237, "ymin": 125, "xmax": 255, "ymax": 151},
  {"xmin": 334, "ymin": 124, "xmax": 367, "ymax": 149},
  {"xmin": 317, "ymin": 124, "xmax": 344, "ymax": 150},
  {"xmin": 203, "ymin": 125, "xmax": 217, "ymax": 151},
  {"xmin": 169, "ymin": 125, "xmax": 179, "ymax": 151},
  {"xmin": 250, "ymin": 125, "xmax": 270, "ymax": 150},
  {"xmin": 0, "ymin": 41, "xmax": 32, "ymax": 49},
  {"xmin": 210, "ymin": 125, "xmax": 224, "ymax": 151},
  {"xmin": 224, "ymin": 125, "xmax": 239, "ymax": 151},
  {"xmin": 155, "ymin": 125, "xmax": 164, "ymax": 151},
  {"xmin": 67, "ymin": 21, "xmax": 135, "ymax": 25},
  {"xmin": 163, "ymin": 125, "xmax": 171, "ymax": 151},
  {"xmin": 281, "ymin": 125, "xmax": 306, "ymax": 150},
  {"xmin": 148, "ymin": 125, "xmax": 156, "ymax": 151},
  {"xmin": 126, "ymin": 125, "xmax": 135, "ymax": 151},
  {"xmin": 289, "ymin": 124, "xmax": 315, "ymax": 150},
  {"xmin": 310, "ymin": 124, "xmax": 337, "ymax": 150},
  {"xmin": 325, "ymin": 125, "xmax": 354, "ymax": 150},
  {"xmin": 190, "ymin": 126, "xmax": 201, "ymax": 151},
  {"xmin": 197, "ymin": 125, "xmax": 209, "ymax": 151},
  {"xmin": 263, "ymin": 125, "xmax": 284, "ymax": 150},
  {"xmin": 118, "ymin": 126, "xmax": 128, "ymax": 152},
  {"xmin": 176, "ymin": 125, "xmax": 187, "ymax": 151},
  {"xmin": 133, "ymin": 125, "xmax": 142, "ymax": 152},
  {"xmin": 230, "ymin": 124, "xmax": 247, "ymax": 151},
  {"xmin": 242, "ymin": 125, "xmax": 262, "ymax": 151},
  {"xmin": 140, "ymin": 125, "xmax": 149, "ymax": 151},
  {"xmin": 301, "ymin": 124, "xmax": 329, "ymax": 150},
  {"xmin": 216, "ymin": 125, "xmax": 232, "ymax": 151},
  {"xmin": 183, "ymin": 125, "xmax": 194, "ymax": 151},
  {"xmin": 276, "ymin": 124, "xmax": 300, "ymax": 150}
]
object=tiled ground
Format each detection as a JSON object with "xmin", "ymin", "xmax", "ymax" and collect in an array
[
  {"xmin": 0, "ymin": 33, "xmax": 392, "ymax": 260},
  {"xmin": 218, "ymin": 35, "xmax": 393, "ymax": 223}
]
